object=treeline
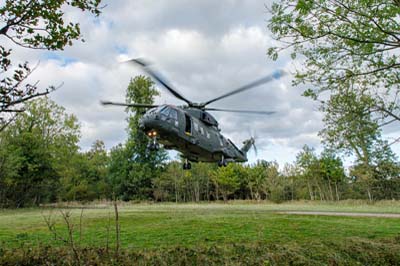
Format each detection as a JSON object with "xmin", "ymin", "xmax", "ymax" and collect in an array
[
  {"xmin": 1, "ymin": 99, "xmax": 400, "ymax": 207},
  {"xmin": 1, "ymin": 77, "xmax": 400, "ymax": 207},
  {"xmin": 148, "ymin": 148, "xmax": 400, "ymax": 203}
]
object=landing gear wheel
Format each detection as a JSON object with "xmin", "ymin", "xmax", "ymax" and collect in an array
[
  {"xmin": 218, "ymin": 155, "xmax": 227, "ymax": 167},
  {"xmin": 147, "ymin": 142, "xmax": 160, "ymax": 151},
  {"xmin": 147, "ymin": 143, "xmax": 154, "ymax": 151},
  {"xmin": 183, "ymin": 160, "xmax": 191, "ymax": 170},
  {"xmin": 183, "ymin": 162, "xmax": 192, "ymax": 170}
]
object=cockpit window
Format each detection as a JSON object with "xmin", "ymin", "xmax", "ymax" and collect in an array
[
  {"xmin": 160, "ymin": 106, "xmax": 170, "ymax": 116},
  {"xmin": 169, "ymin": 109, "xmax": 178, "ymax": 120},
  {"xmin": 160, "ymin": 107, "xmax": 178, "ymax": 119},
  {"xmin": 160, "ymin": 107, "xmax": 178, "ymax": 126},
  {"xmin": 159, "ymin": 107, "xmax": 168, "ymax": 121},
  {"xmin": 148, "ymin": 106, "xmax": 159, "ymax": 114}
]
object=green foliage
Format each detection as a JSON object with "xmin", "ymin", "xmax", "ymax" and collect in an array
[
  {"xmin": 60, "ymin": 140, "xmax": 109, "ymax": 202},
  {"xmin": 0, "ymin": 0, "xmax": 101, "ymax": 50},
  {"xmin": 149, "ymin": 146, "xmax": 398, "ymax": 203},
  {"xmin": 153, "ymin": 161, "xmax": 215, "ymax": 202},
  {"xmin": 0, "ymin": 0, "xmax": 102, "ymax": 128},
  {"xmin": 268, "ymin": 1, "xmax": 400, "ymax": 194},
  {"xmin": 212, "ymin": 164, "xmax": 241, "ymax": 201},
  {"xmin": 268, "ymin": 0, "xmax": 400, "ymax": 99},
  {"xmin": 318, "ymin": 88, "xmax": 399, "ymax": 200},
  {"xmin": 320, "ymin": 90, "xmax": 389, "ymax": 163},
  {"xmin": 246, "ymin": 163, "xmax": 268, "ymax": 200},
  {"xmin": 108, "ymin": 76, "xmax": 168, "ymax": 200},
  {"xmin": 153, "ymin": 161, "xmax": 180, "ymax": 202},
  {"xmin": 295, "ymin": 145, "xmax": 349, "ymax": 201},
  {"xmin": 107, "ymin": 144, "xmax": 131, "ymax": 198},
  {"xmin": 0, "ymin": 97, "xmax": 80, "ymax": 207}
]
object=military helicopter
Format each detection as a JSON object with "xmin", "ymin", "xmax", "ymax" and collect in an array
[{"xmin": 102, "ymin": 59, "xmax": 285, "ymax": 170}]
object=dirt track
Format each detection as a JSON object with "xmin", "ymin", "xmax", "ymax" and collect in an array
[{"xmin": 278, "ymin": 211, "xmax": 400, "ymax": 218}]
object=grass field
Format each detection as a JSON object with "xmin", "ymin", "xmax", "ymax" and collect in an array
[{"xmin": 1, "ymin": 201, "xmax": 400, "ymax": 250}]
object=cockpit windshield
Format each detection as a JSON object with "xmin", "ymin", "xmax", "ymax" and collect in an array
[
  {"xmin": 148, "ymin": 105, "xmax": 165, "ymax": 114},
  {"xmin": 159, "ymin": 106, "xmax": 178, "ymax": 121}
]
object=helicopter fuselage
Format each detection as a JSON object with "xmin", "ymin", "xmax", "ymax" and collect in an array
[{"xmin": 139, "ymin": 105, "xmax": 249, "ymax": 163}]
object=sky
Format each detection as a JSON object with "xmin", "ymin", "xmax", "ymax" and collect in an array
[{"xmin": 5, "ymin": 0, "xmax": 399, "ymax": 166}]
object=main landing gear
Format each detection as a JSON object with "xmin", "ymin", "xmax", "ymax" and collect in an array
[
  {"xmin": 147, "ymin": 136, "xmax": 160, "ymax": 151},
  {"xmin": 183, "ymin": 159, "xmax": 191, "ymax": 170},
  {"xmin": 218, "ymin": 155, "xmax": 227, "ymax": 167}
]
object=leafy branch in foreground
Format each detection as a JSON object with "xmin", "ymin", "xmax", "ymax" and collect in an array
[
  {"xmin": 267, "ymin": 0, "xmax": 400, "ymax": 132},
  {"xmin": 0, "ymin": 0, "xmax": 103, "ymax": 130}
]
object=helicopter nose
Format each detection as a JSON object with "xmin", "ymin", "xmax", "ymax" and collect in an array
[
  {"xmin": 139, "ymin": 116, "xmax": 151, "ymax": 130},
  {"xmin": 139, "ymin": 113, "xmax": 158, "ymax": 131}
]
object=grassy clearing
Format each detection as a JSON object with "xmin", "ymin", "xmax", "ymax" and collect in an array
[{"xmin": 1, "ymin": 201, "xmax": 400, "ymax": 250}]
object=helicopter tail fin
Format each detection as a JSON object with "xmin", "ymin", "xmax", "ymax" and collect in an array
[{"xmin": 241, "ymin": 137, "xmax": 256, "ymax": 155}]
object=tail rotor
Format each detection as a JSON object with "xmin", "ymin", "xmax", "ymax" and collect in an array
[
  {"xmin": 247, "ymin": 129, "xmax": 258, "ymax": 156},
  {"xmin": 252, "ymin": 138, "xmax": 258, "ymax": 157}
]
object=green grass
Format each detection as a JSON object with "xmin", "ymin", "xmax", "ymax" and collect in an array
[{"xmin": 1, "ymin": 201, "xmax": 400, "ymax": 250}]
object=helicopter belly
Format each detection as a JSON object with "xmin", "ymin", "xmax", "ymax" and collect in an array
[{"xmin": 156, "ymin": 132, "xmax": 219, "ymax": 162}]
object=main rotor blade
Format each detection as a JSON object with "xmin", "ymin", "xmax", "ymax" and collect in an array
[
  {"xmin": 204, "ymin": 107, "xmax": 275, "ymax": 115},
  {"xmin": 124, "ymin": 59, "xmax": 193, "ymax": 106},
  {"xmin": 202, "ymin": 70, "xmax": 286, "ymax": 106},
  {"xmin": 101, "ymin": 101, "xmax": 159, "ymax": 108}
]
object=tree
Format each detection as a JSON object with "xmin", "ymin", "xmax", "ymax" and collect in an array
[
  {"xmin": 107, "ymin": 143, "xmax": 130, "ymax": 198},
  {"xmin": 320, "ymin": 90, "xmax": 381, "ymax": 161},
  {"xmin": 246, "ymin": 162, "xmax": 268, "ymax": 200},
  {"xmin": 84, "ymin": 140, "xmax": 109, "ymax": 198},
  {"xmin": 153, "ymin": 161, "xmax": 216, "ymax": 202},
  {"xmin": 296, "ymin": 145, "xmax": 319, "ymax": 200},
  {"xmin": 61, "ymin": 140, "xmax": 109, "ymax": 201},
  {"xmin": 0, "ymin": 0, "xmax": 102, "ymax": 130},
  {"xmin": 281, "ymin": 162, "xmax": 301, "ymax": 200},
  {"xmin": 153, "ymin": 161, "xmax": 181, "ymax": 202},
  {"xmin": 320, "ymin": 89, "xmax": 398, "ymax": 201},
  {"xmin": 108, "ymin": 76, "xmax": 168, "ymax": 200},
  {"xmin": 318, "ymin": 151, "xmax": 346, "ymax": 201},
  {"xmin": 264, "ymin": 161, "xmax": 284, "ymax": 202},
  {"xmin": 268, "ymin": 0, "xmax": 400, "ymax": 135},
  {"xmin": 0, "ymin": 132, "xmax": 23, "ymax": 207},
  {"xmin": 0, "ymin": 97, "xmax": 80, "ymax": 207},
  {"xmin": 211, "ymin": 164, "xmax": 240, "ymax": 201},
  {"xmin": 190, "ymin": 162, "xmax": 214, "ymax": 202}
]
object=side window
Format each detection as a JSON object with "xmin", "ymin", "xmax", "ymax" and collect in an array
[
  {"xmin": 185, "ymin": 114, "xmax": 192, "ymax": 134},
  {"xmin": 193, "ymin": 122, "xmax": 199, "ymax": 132},
  {"xmin": 206, "ymin": 131, "xmax": 210, "ymax": 139},
  {"xmin": 200, "ymin": 127, "xmax": 204, "ymax": 135},
  {"xmin": 169, "ymin": 109, "xmax": 179, "ymax": 127}
]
